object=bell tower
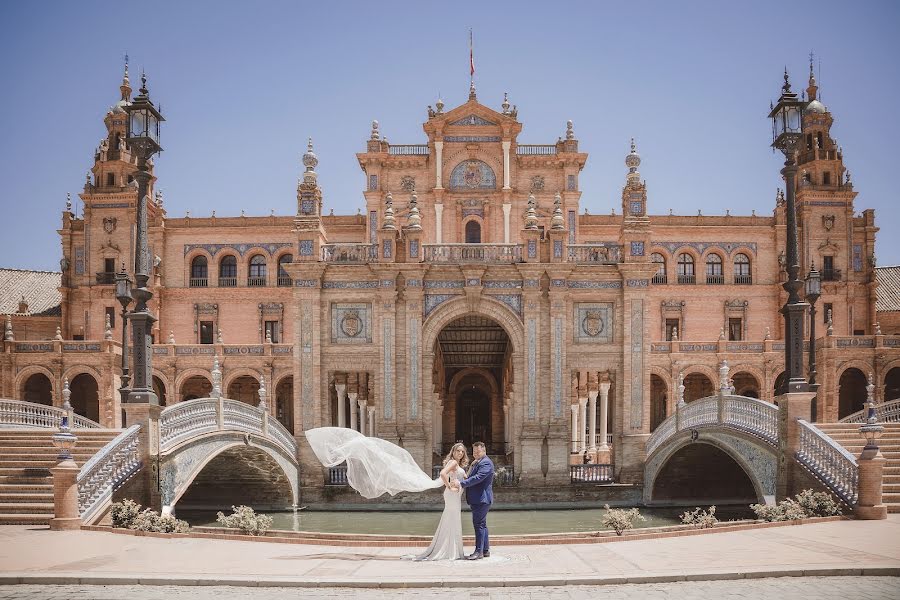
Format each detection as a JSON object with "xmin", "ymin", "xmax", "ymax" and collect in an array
[{"xmin": 620, "ymin": 139, "xmax": 650, "ymax": 263}]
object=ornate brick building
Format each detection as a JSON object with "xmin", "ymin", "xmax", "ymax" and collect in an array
[{"xmin": 2, "ymin": 65, "xmax": 899, "ymax": 487}]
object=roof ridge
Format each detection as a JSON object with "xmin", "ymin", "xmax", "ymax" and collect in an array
[{"xmin": 0, "ymin": 267, "xmax": 63, "ymax": 275}]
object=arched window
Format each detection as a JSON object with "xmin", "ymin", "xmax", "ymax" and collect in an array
[
  {"xmin": 219, "ymin": 255, "xmax": 237, "ymax": 287},
  {"xmin": 734, "ymin": 253, "xmax": 752, "ymax": 284},
  {"xmin": 277, "ymin": 254, "xmax": 293, "ymax": 286},
  {"xmin": 465, "ymin": 220, "xmax": 482, "ymax": 244},
  {"xmin": 248, "ymin": 254, "xmax": 267, "ymax": 287},
  {"xmin": 677, "ymin": 253, "xmax": 695, "ymax": 284},
  {"xmin": 651, "ymin": 253, "xmax": 667, "ymax": 284},
  {"xmin": 705, "ymin": 254, "xmax": 724, "ymax": 284},
  {"xmin": 190, "ymin": 256, "xmax": 208, "ymax": 287}
]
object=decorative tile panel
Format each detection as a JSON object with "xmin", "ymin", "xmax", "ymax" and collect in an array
[
  {"xmin": 568, "ymin": 280, "xmax": 622, "ymax": 289},
  {"xmin": 678, "ymin": 343, "xmax": 718, "ymax": 352},
  {"xmin": 331, "ymin": 303, "xmax": 372, "ymax": 343},
  {"xmin": 568, "ymin": 210, "xmax": 576, "ymax": 244},
  {"xmin": 300, "ymin": 198, "xmax": 315, "ymax": 215},
  {"xmin": 424, "ymin": 294, "xmax": 457, "ymax": 317},
  {"xmin": 183, "ymin": 242, "xmax": 295, "ymax": 258},
  {"xmin": 273, "ymin": 346, "xmax": 293, "ymax": 354},
  {"xmin": 175, "ymin": 346, "xmax": 215, "ymax": 355},
  {"xmin": 380, "ymin": 279, "xmax": 394, "ymax": 287},
  {"xmin": 527, "ymin": 239, "xmax": 537, "ymax": 258},
  {"xmin": 853, "ymin": 244, "xmax": 862, "ymax": 272},
  {"xmin": 450, "ymin": 114, "xmax": 496, "ymax": 126},
  {"xmin": 406, "ymin": 279, "xmax": 422, "ymax": 287},
  {"xmin": 409, "ymin": 318, "xmax": 419, "ymax": 419},
  {"xmin": 322, "ymin": 281, "xmax": 379, "ymax": 289},
  {"xmin": 630, "ymin": 241, "xmax": 645, "ymax": 256},
  {"xmin": 74, "ymin": 246, "xmax": 85, "ymax": 275},
  {"xmin": 449, "ymin": 160, "xmax": 497, "ymax": 190},
  {"xmin": 424, "ymin": 280, "xmax": 464, "ymax": 289},
  {"xmin": 527, "ymin": 318, "xmax": 537, "ymax": 419},
  {"xmin": 153, "ymin": 347, "xmax": 170, "ymax": 355},
  {"xmin": 62, "ymin": 343, "xmax": 102, "ymax": 352},
  {"xmin": 725, "ymin": 343, "xmax": 765, "ymax": 352},
  {"xmin": 299, "ymin": 240, "xmax": 313, "ymax": 256},
  {"xmin": 524, "ymin": 279, "xmax": 540, "ymax": 288},
  {"xmin": 466, "ymin": 278, "xmax": 481, "ymax": 286},
  {"xmin": 552, "ymin": 317, "xmax": 563, "ymax": 418},
  {"xmin": 409, "ymin": 240, "xmax": 419, "ymax": 258},
  {"xmin": 554, "ymin": 240, "xmax": 563, "ymax": 258},
  {"xmin": 14, "ymin": 343, "xmax": 53, "ymax": 352},
  {"xmin": 630, "ymin": 299, "xmax": 644, "ymax": 429},
  {"xmin": 444, "ymin": 135, "xmax": 501, "ymax": 142},
  {"xmin": 493, "ymin": 294, "xmax": 522, "ymax": 317},
  {"xmin": 574, "ymin": 303, "xmax": 614, "ymax": 344},
  {"xmin": 836, "ymin": 338, "xmax": 874, "ymax": 348},
  {"xmin": 656, "ymin": 241, "xmax": 757, "ymax": 256},
  {"xmin": 567, "ymin": 174, "xmax": 576, "ymax": 191},
  {"xmin": 383, "ymin": 318, "xmax": 394, "ymax": 420},
  {"xmin": 369, "ymin": 211, "xmax": 378, "ymax": 244},
  {"xmin": 551, "ymin": 279, "xmax": 566, "ymax": 288},
  {"xmin": 223, "ymin": 346, "xmax": 265, "ymax": 355},
  {"xmin": 651, "ymin": 343, "xmax": 671, "ymax": 352},
  {"xmin": 483, "ymin": 280, "xmax": 521, "ymax": 289},
  {"xmin": 382, "ymin": 239, "xmax": 393, "ymax": 259},
  {"xmin": 368, "ymin": 174, "xmax": 378, "ymax": 191},
  {"xmin": 626, "ymin": 279, "xmax": 649, "ymax": 288},
  {"xmin": 301, "ymin": 302, "xmax": 313, "ymax": 425},
  {"xmin": 295, "ymin": 279, "xmax": 318, "ymax": 287}
]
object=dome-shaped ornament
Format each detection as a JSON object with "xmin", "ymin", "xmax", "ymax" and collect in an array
[
  {"xmin": 524, "ymin": 193, "xmax": 538, "ymax": 230},
  {"xmin": 551, "ymin": 192, "xmax": 564, "ymax": 230},
  {"xmin": 302, "ymin": 137, "xmax": 318, "ymax": 171},
  {"xmin": 406, "ymin": 192, "xmax": 422, "ymax": 230},
  {"xmin": 383, "ymin": 192, "xmax": 396, "ymax": 230}
]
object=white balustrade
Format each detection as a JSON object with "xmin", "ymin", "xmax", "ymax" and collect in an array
[
  {"xmin": 0, "ymin": 399, "xmax": 101, "ymax": 429},
  {"xmin": 840, "ymin": 398, "xmax": 900, "ymax": 424},
  {"xmin": 321, "ymin": 244, "xmax": 376, "ymax": 263},
  {"xmin": 77, "ymin": 424, "xmax": 142, "ymax": 523},
  {"xmin": 796, "ymin": 419, "xmax": 859, "ymax": 505},
  {"xmin": 423, "ymin": 244, "xmax": 523, "ymax": 263}
]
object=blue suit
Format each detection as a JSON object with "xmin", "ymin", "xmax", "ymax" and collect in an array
[{"xmin": 459, "ymin": 456, "xmax": 494, "ymax": 554}]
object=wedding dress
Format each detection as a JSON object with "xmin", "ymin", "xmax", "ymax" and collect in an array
[{"xmin": 414, "ymin": 465, "xmax": 465, "ymax": 561}]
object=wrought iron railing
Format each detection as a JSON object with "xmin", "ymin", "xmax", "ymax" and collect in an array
[
  {"xmin": 77, "ymin": 424, "xmax": 142, "ymax": 523},
  {"xmin": 734, "ymin": 274, "xmax": 753, "ymax": 285},
  {"xmin": 277, "ymin": 276, "xmax": 292, "ymax": 287},
  {"xmin": 570, "ymin": 464, "xmax": 614, "ymax": 483},
  {"xmin": 651, "ymin": 273, "xmax": 667, "ymax": 284},
  {"xmin": 840, "ymin": 398, "xmax": 900, "ymax": 424},
  {"xmin": 423, "ymin": 244, "xmax": 523, "ymax": 264},
  {"xmin": 0, "ymin": 399, "xmax": 101, "ymax": 429},
  {"xmin": 189, "ymin": 277, "xmax": 208, "ymax": 288},
  {"xmin": 321, "ymin": 243, "xmax": 376, "ymax": 263},
  {"xmin": 95, "ymin": 272, "xmax": 116, "ymax": 284},
  {"xmin": 796, "ymin": 419, "xmax": 858, "ymax": 505},
  {"xmin": 706, "ymin": 274, "xmax": 724, "ymax": 285},
  {"xmin": 218, "ymin": 277, "xmax": 237, "ymax": 287},
  {"xmin": 567, "ymin": 244, "xmax": 622, "ymax": 264},
  {"xmin": 677, "ymin": 274, "xmax": 696, "ymax": 284},
  {"xmin": 516, "ymin": 144, "xmax": 557, "ymax": 155},
  {"xmin": 247, "ymin": 276, "xmax": 267, "ymax": 287}
]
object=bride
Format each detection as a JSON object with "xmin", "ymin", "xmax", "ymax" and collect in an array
[{"xmin": 305, "ymin": 428, "xmax": 466, "ymax": 560}]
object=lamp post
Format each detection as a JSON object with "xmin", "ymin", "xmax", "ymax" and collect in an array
[
  {"xmin": 805, "ymin": 263, "xmax": 821, "ymax": 421},
  {"xmin": 769, "ymin": 69, "xmax": 809, "ymax": 395},
  {"xmin": 115, "ymin": 265, "xmax": 133, "ymax": 410},
  {"xmin": 123, "ymin": 73, "xmax": 164, "ymax": 405}
]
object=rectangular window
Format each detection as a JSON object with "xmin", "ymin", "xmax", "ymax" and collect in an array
[
  {"xmin": 105, "ymin": 306, "xmax": 115, "ymax": 329},
  {"xmin": 264, "ymin": 320, "xmax": 279, "ymax": 344},
  {"xmin": 665, "ymin": 318, "xmax": 680, "ymax": 341},
  {"xmin": 199, "ymin": 321, "xmax": 214, "ymax": 345},
  {"xmin": 823, "ymin": 255, "xmax": 837, "ymax": 281},
  {"xmin": 854, "ymin": 329, "xmax": 865, "ymax": 336},
  {"xmin": 728, "ymin": 318, "xmax": 742, "ymax": 341},
  {"xmin": 104, "ymin": 258, "xmax": 116, "ymax": 273}
]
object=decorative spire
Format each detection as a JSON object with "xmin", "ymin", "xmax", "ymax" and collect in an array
[
  {"xmin": 807, "ymin": 51, "xmax": 818, "ymax": 102},
  {"xmin": 217, "ymin": 328, "xmax": 223, "ymax": 344},
  {"xmin": 4, "ymin": 316, "xmax": 13, "ymax": 342},
  {"xmin": 782, "ymin": 67, "xmax": 792, "ymax": 94},
  {"xmin": 501, "ymin": 92, "xmax": 510, "ymax": 114},
  {"xmin": 66, "ymin": 193, "xmax": 72, "ymax": 212},
  {"xmin": 551, "ymin": 191, "xmax": 564, "ymax": 230},
  {"xmin": 524, "ymin": 193, "xmax": 538, "ymax": 230},
  {"xmin": 382, "ymin": 191, "xmax": 396, "ymax": 230},
  {"xmin": 565, "ymin": 120, "xmax": 575, "ymax": 141},
  {"xmin": 625, "ymin": 138, "xmax": 641, "ymax": 185},
  {"xmin": 370, "ymin": 120, "xmax": 380, "ymax": 141},
  {"xmin": 469, "ymin": 80, "xmax": 477, "ymax": 101},
  {"xmin": 258, "ymin": 376, "xmax": 267, "ymax": 409},
  {"xmin": 168, "ymin": 330, "xmax": 175, "ymax": 344},
  {"xmin": 436, "ymin": 97, "xmax": 444, "ymax": 113},
  {"xmin": 302, "ymin": 137, "xmax": 318, "ymax": 184},
  {"xmin": 120, "ymin": 54, "xmax": 132, "ymax": 102},
  {"xmin": 211, "ymin": 355, "xmax": 222, "ymax": 399},
  {"xmin": 154, "ymin": 189, "xmax": 163, "ymax": 208},
  {"xmin": 406, "ymin": 192, "xmax": 422, "ymax": 230}
]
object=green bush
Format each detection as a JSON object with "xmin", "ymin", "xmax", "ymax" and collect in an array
[
  {"xmin": 110, "ymin": 499, "xmax": 142, "ymax": 529},
  {"xmin": 601, "ymin": 504, "xmax": 645, "ymax": 536},
  {"xmin": 216, "ymin": 505, "xmax": 273, "ymax": 536},
  {"xmin": 795, "ymin": 489, "xmax": 843, "ymax": 517},
  {"xmin": 129, "ymin": 508, "xmax": 190, "ymax": 533},
  {"xmin": 680, "ymin": 506, "xmax": 718, "ymax": 529},
  {"xmin": 751, "ymin": 489, "xmax": 844, "ymax": 522}
]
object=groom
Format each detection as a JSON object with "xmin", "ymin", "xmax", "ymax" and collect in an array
[{"xmin": 455, "ymin": 441, "xmax": 494, "ymax": 560}]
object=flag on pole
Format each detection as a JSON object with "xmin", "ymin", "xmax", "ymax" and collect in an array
[{"xmin": 469, "ymin": 29, "xmax": 475, "ymax": 78}]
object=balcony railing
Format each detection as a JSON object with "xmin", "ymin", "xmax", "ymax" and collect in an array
[
  {"xmin": 424, "ymin": 244, "xmax": 523, "ymax": 263},
  {"xmin": 322, "ymin": 243, "xmax": 375, "ymax": 263},
  {"xmin": 218, "ymin": 277, "xmax": 237, "ymax": 287},
  {"xmin": 388, "ymin": 144, "xmax": 430, "ymax": 156},
  {"xmin": 677, "ymin": 274, "xmax": 696, "ymax": 284},
  {"xmin": 95, "ymin": 272, "xmax": 116, "ymax": 285},
  {"xmin": 247, "ymin": 277, "xmax": 267, "ymax": 287},
  {"xmin": 277, "ymin": 276, "xmax": 292, "ymax": 287},
  {"xmin": 734, "ymin": 274, "xmax": 753, "ymax": 285},
  {"xmin": 516, "ymin": 144, "xmax": 557, "ymax": 156},
  {"xmin": 706, "ymin": 274, "xmax": 724, "ymax": 285},
  {"xmin": 651, "ymin": 273, "xmax": 667, "ymax": 284},
  {"xmin": 189, "ymin": 277, "xmax": 208, "ymax": 288},
  {"xmin": 570, "ymin": 464, "xmax": 614, "ymax": 483},
  {"xmin": 326, "ymin": 465, "xmax": 348, "ymax": 485},
  {"xmin": 823, "ymin": 268, "xmax": 842, "ymax": 282},
  {"xmin": 567, "ymin": 244, "xmax": 622, "ymax": 264}
]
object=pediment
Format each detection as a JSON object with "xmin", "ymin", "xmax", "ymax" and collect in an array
[
  {"xmin": 450, "ymin": 114, "xmax": 496, "ymax": 126},
  {"xmin": 438, "ymin": 99, "xmax": 510, "ymax": 128}
]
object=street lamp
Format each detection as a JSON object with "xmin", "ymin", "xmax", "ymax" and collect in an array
[
  {"xmin": 115, "ymin": 264, "xmax": 133, "ymax": 408},
  {"xmin": 805, "ymin": 263, "xmax": 821, "ymax": 421},
  {"xmin": 769, "ymin": 69, "xmax": 809, "ymax": 395},
  {"xmin": 123, "ymin": 72, "xmax": 164, "ymax": 405}
]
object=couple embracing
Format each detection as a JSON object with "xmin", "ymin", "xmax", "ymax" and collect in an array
[{"xmin": 305, "ymin": 428, "xmax": 494, "ymax": 561}]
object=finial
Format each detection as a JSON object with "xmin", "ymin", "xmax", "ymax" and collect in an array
[
  {"xmin": 469, "ymin": 80, "xmax": 477, "ymax": 101},
  {"xmin": 782, "ymin": 67, "xmax": 792, "ymax": 94},
  {"xmin": 765, "ymin": 326, "xmax": 771, "ymax": 340},
  {"xmin": 845, "ymin": 170, "xmax": 852, "ymax": 185},
  {"xmin": 258, "ymin": 376, "xmax": 268, "ymax": 410},
  {"xmin": 4, "ymin": 316, "xmax": 13, "ymax": 342},
  {"xmin": 867, "ymin": 372, "xmax": 875, "ymax": 404},
  {"xmin": 302, "ymin": 137, "xmax": 319, "ymax": 181},
  {"xmin": 502, "ymin": 92, "xmax": 510, "ymax": 114},
  {"xmin": 62, "ymin": 378, "xmax": 71, "ymax": 410},
  {"xmin": 383, "ymin": 191, "xmax": 396, "ymax": 230},
  {"xmin": 55, "ymin": 326, "xmax": 63, "ymax": 341},
  {"xmin": 676, "ymin": 373, "xmax": 686, "ymax": 407},
  {"xmin": 875, "ymin": 322, "xmax": 883, "ymax": 335},
  {"xmin": 565, "ymin": 120, "xmax": 574, "ymax": 141},
  {"xmin": 120, "ymin": 54, "xmax": 132, "ymax": 101},
  {"xmin": 185, "ymin": 210, "xmax": 190, "ymax": 218},
  {"xmin": 265, "ymin": 328, "xmax": 272, "ymax": 343},
  {"xmin": 241, "ymin": 209, "xmax": 245, "ymax": 217},
  {"xmin": 524, "ymin": 193, "xmax": 538, "ymax": 230},
  {"xmin": 406, "ymin": 192, "xmax": 422, "ymax": 230},
  {"xmin": 625, "ymin": 138, "xmax": 641, "ymax": 184},
  {"xmin": 139, "ymin": 70, "xmax": 148, "ymax": 96},
  {"xmin": 211, "ymin": 210, "xmax": 216, "ymax": 218},
  {"xmin": 669, "ymin": 208, "xmax": 674, "ymax": 216},
  {"xmin": 436, "ymin": 97, "xmax": 444, "ymax": 113},
  {"xmin": 85, "ymin": 172, "xmax": 92, "ymax": 188},
  {"xmin": 168, "ymin": 330, "xmax": 175, "ymax": 344},
  {"xmin": 66, "ymin": 193, "xmax": 72, "ymax": 212},
  {"xmin": 211, "ymin": 354, "xmax": 222, "ymax": 399},
  {"xmin": 216, "ymin": 328, "xmax": 223, "ymax": 344},
  {"xmin": 671, "ymin": 327, "xmax": 678, "ymax": 342},
  {"xmin": 826, "ymin": 309, "xmax": 834, "ymax": 336},
  {"xmin": 719, "ymin": 327, "xmax": 726, "ymax": 341},
  {"xmin": 104, "ymin": 314, "xmax": 112, "ymax": 340},
  {"xmin": 551, "ymin": 191, "xmax": 564, "ymax": 230},
  {"xmin": 154, "ymin": 189, "xmax": 163, "ymax": 208},
  {"xmin": 370, "ymin": 120, "xmax": 380, "ymax": 141}
]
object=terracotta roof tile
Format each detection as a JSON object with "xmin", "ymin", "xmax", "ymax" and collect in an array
[
  {"xmin": 0, "ymin": 268, "xmax": 62, "ymax": 316},
  {"xmin": 876, "ymin": 265, "xmax": 900, "ymax": 312}
]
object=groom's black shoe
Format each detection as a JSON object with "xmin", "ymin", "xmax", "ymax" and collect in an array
[
  {"xmin": 482, "ymin": 551, "xmax": 490, "ymax": 557},
  {"xmin": 465, "ymin": 551, "xmax": 484, "ymax": 560}
]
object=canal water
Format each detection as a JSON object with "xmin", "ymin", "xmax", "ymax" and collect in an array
[{"xmin": 181, "ymin": 506, "xmax": 754, "ymax": 535}]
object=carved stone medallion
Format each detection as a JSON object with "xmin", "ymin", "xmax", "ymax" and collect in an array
[
  {"xmin": 340, "ymin": 311, "xmax": 362, "ymax": 338},
  {"xmin": 103, "ymin": 216, "xmax": 117, "ymax": 234}
]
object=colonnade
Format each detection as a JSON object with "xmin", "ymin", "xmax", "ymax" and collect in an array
[
  {"xmin": 570, "ymin": 376, "xmax": 611, "ymax": 456},
  {"xmin": 333, "ymin": 373, "xmax": 374, "ymax": 436}
]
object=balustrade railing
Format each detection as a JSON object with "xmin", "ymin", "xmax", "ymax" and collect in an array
[
  {"xmin": 570, "ymin": 464, "xmax": 614, "ymax": 483},
  {"xmin": 646, "ymin": 418, "xmax": 676, "ymax": 456},
  {"xmin": 0, "ymin": 399, "xmax": 101, "ymax": 429},
  {"xmin": 796, "ymin": 420, "xmax": 858, "ymax": 505},
  {"xmin": 734, "ymin": 275, "xmax": 753, "ymax": 285},
  {"xmin": 218, "ymin": 277, "xmax": 237, "ymax": 287},
  {"xmin": 388, "ymin": 144, "xmax": 430, "ymax": 156},
  {"xmin": 423, "ymin": 244, "xmax": 522, "ymax": 263},
  {"xmin": 722, "ymin": 396, "xmax": 779, "ymax": 444},
  {"xmin": 321, "ymin": 243, "xmax": 376, "ymax": 263},
  {"xmin": 247, "ymin": 276, "xmax": 267, "ymax": 287},
  {"xmin": 77, "ymin": 424, "xmax": 142, "ymax": 523},
  {"xmin": 189, "ymin": 277, "xmax": 208, "ymax": 288},
  {"xmin": 277, "ymin": 276, "xmax": 292, "ymax": 287},
  {"xmin": 840, "ymin": 398, "xmax": 900, "ymax": 424},
  {"xmin": 327, "ymin": 464, "xmax": 348, "ymax": 485},
  {"xmin": 516, "ymin": 144, "xmax": 557, "ymax": 156},
  {"xmin": 567, "ymin": 244, "xmax": 622, "ymax": 264}
]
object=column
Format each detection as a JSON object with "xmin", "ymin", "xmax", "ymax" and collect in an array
[
  {"xmin": 502, "ymin": 203, "xmax": 511, "ymax": 244},
  {"xmin": 599, "ymin": 381, "xmax": 610, "ymax": 451},
  {"xmin": 578, "ymin": 397, "xmax": 588, "ymax": 453},
  {"xmin": 588, "ymin": 390, "xmax": 598, "ymax": 454},
  {"xmin": 435, "ymin": 402, "xmax": 443, "ymax": 453},
  {"xmin": 368, "ymin": 406, "xmax": 375, "ymax": 437},
  {"xmin": 348, "ymin": 392, "xmax": 358, "ymax": 431},
  {"xmin": 434, "ymin": 203, "xmax": 444, "ymax": 244},
  {"xmin": 335, "ymin": 383, "xmax": 346, "ymax": 428},
  {"xmin": 570, "ymin": 404, "xmax": 579, "ymax": 453},
  {"xmin": 501, "ymin": 141, "xmax": 511, "ymax": 190},
  {"xmin": 434, "ymin": 141, "xmax": 443, "ymax": 189},
  {"xmin": 358, "ymin": 397, "xmax": 367, "ymax": 436}
]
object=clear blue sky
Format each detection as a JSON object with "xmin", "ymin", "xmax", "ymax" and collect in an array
[{"xmin": 1, "ymin": 0, "xmax": 898, "ymax": 271}]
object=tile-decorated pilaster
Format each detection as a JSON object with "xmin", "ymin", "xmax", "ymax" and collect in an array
[{"xmin": 402, "ymin": 275, "xmax": 426, "ymax": 466}]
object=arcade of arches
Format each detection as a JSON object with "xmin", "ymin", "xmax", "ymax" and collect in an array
[{"xmin": 21, "ymin": 373, "xmax": 52, "ymax": 406}]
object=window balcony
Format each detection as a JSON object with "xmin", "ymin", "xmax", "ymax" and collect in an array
[
  {"xmin": 189, "ymin": 277, "xmax": 208, "ymax": 288},
  {"xmin": 218, "ymin": 277, "xmax": 237, "ymax": 287},
  {"xmin": 277, "ymin": 276, "xmax": 292, "ymax": 287},
  {"xmin": 95, "ymin": 272, "xmax": 116, "ymax": 285},
  {"xmin": 822, "ymin": 269, "xmax": 842, "ymax": 282},
  {"xmin": 247, "ymin": 277, "xmax": 267, "ymax": 287},
  {"xmin": 424, "ymin": 243, "xmax": 523, "ymax": 263},
  {"xmin": 677, "ymin": 274, "xmax": 696, "ymax": 284},
  {"xmin": 321, "ymin": 243, "xmax": 376, "ymax": 263},
  {"xmin": 706, "ymin": 274, "xmax": 724, "ymax": 285},
  {"xmin": 734, "ymin": 275, "xmax": 753, "ymax": 285},
  {"xmin": 651, "ymin": 273, "xmax": 667, "ymax": 284},
  {"xmin": 567, "ymin": 244, "xmax": 622, "ymax": 264}
]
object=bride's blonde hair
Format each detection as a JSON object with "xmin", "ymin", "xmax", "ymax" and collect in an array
[{"xmin": 443, "ymin": 442, "xmax": 470, "ymax": 468}]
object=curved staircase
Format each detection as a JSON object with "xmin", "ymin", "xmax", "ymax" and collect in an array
[{"xmin": 0, "ymin": 429, "xmax": 121, "ymax": 525}]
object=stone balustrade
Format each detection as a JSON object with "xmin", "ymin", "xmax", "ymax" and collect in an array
[
  {"xmin": 423, "ymin": 243, "xmax": 523, "ymax": 264},
  {"xmin": 77, "ymin": 424, "xmax": 142, "ymax": 523},
  {"xmin": 0, "ymin": 399, "xmax": 101, "ymax": 429},
  {"xmin": 795, "ymin": 419, "xmax": 859, "ymax": 505},
  {"xmin": 840, "ymin": 398, "xmax": 900, "ymax": 424}
]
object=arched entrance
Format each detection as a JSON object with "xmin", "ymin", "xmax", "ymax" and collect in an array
[
  {"xmin": 650, "ymin": 375, "xmax": 668, "ymax": 432},
  {"xmin": 70, "ymin": 373, "xmax": 100, "ymax": 423},
  {"xmin": 153, "ymin": 376, "xmax": 168, "ymax": 406},
  {"xmin": 838, "ymin": 368, "xmax": 867, "ymax": 419},
  {"xmin": 275, "ymin": 377, "xmax": 294, "ymax": 434},
  {"xmin": 227, "ymin": 376, "xmax": 260, "ymax": 405},
  {"xmin": 435, "ymin": 316, "xmax": 509, "ymax": 455},
  {"xmin": 773, "ymin": 372, "xmax": 786, "ymax": 397},
  {"xmin": 683, "ymin": 373, "xmax": 713, "ymax": 402},
  {"xmin": 21, "ymin": 373, "xmax": 52, "ymax": 406},
  {"xmin": 180, "ymin": 376, "xmax": 212, "ymax": 401},
  {"xmin": 732, "ymin": 372, "xmax": 760, "ymax": 398},
  {"xmin": 885, "ymin": 367, "xmax": 900, "ymax": 401},
  {"xmin": 652, "ymin": 443, "xmax": 758, "ymax": 504}
]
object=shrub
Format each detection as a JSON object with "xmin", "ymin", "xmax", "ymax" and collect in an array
[
  {"xmin": 110, "ymin": 499, "xmax": 142, "ymax": 529},
  {"xmin": 129, "ymin": 508, "xmax": 190, "ymax": 533},
  {"xmin": 795, "ymin": 489, "xmax": 843, "ymax": 517},
  {"xmin": 751, "ymin": 489, "xmax": 843, "ymax": 522},
  {"xmin": 680, "ymin": 506, "xmax": 718, "ymax": 529},
  {"xmin": 601, "ymin": 504, "xmax": 645, "ymax": 536},
  {"xmin": 216, "ymin": 505, "xmax": 273, "ymax": 536},
  {"xmin": 750, "ymin": 502, "xmax": 785, "ymax": 522}
]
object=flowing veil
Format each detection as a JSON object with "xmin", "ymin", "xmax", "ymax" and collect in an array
[{"xmin": 306, "ymin": 427, "xmax": 444, "ymax": 499}]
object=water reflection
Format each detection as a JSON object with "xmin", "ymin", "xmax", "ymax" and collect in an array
[{"xmin": 180, "ymin": 506, "xmax": 753, "ymax": 536}]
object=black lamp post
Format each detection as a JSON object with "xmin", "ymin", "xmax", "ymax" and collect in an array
[
  {"xmin": 123, "ymin": 73, "xmax": 164, "ymax": 405},
  {"xmin": 769, "ymin": 69, "xmax": 809, "ymax": 395},
  {"xmin": 115, "ymin": 264, "xmax": 133, "ymax": 408},
  {"xmin": 805, "ymin": 263, "xmax": 821, "ymax": 388}
]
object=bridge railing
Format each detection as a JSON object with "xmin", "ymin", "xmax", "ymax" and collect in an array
[
  {"xmin": 795, "ymin": 419, "xmax": 858, "ymax": 505},
  {"xmin": 570, "ymin": 463, "xmax": 614, "ymax": 483},
  {"xmin": 77, "ymin": 424, "xmax": 142, "ymax": 524},
  {"xmin": 645, "ymin": 394, "xmax": 779, "ymax": 457},
  {"xmin": 159, "ymin": 397, "xmax": 297, "ymax": 458},
  {"xmin": 840, "ymin": 398, "xmax": 900, "ymax": 424},
  {"xmin": 0, "ymin": 399, "xmax": 101, "ymax": 429}
]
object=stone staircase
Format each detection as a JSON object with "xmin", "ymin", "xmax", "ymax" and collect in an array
[
  {"xmin": 0, "ymin": 429, "xmax": 121, "ymax": 525},
  {"xmin": 815, "ymin": 422, "xmax": 900, "ymax": 514}
]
